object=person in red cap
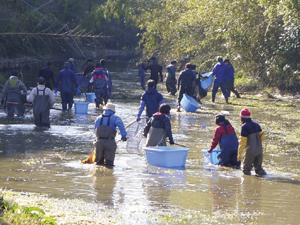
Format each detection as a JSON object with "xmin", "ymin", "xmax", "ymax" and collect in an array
[{"xmin": 238, "ymin": 108, "xmax": 267, "ymax": 176}]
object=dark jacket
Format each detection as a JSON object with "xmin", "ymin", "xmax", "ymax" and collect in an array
[
  {"xmin": 144, "ymin": 112, "xmax": 174, "ymax": 143},
  {"xmin": 212, "ymin": 62, "xmax": 228, "ymax": 83},
  {"xmin": 177, "ymin": 69, "xmax": 196, "ymax": 90},
  {"xmin": 240, "ymin": 118, "xmax": 262, "ymax": 137},
  {"xmin": 39, "ymin": 66, "xmax": 55, "ymax": 90},
  {"xmin": 166, "ymin": 64, "xmax": 176, "ymax": 80},
  {"xmin": 83, "ymin": 63, "xmax": 95, "ymax": 76},
  {"xmin": 143, "ymin": 61, "xmax": 163, "ymax": 83},
  {"xmin": 55, "ymin": 68, "xmax": 78, "ymax": 93},
  {"xmin": 226, "ymin": 63, "xmax": 235, "ymax": 81},
  {"xmin": 141, "ymin": 87, "xmax": 164, "ymax": 118}
]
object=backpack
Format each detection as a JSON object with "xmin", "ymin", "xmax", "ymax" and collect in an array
[{"xmin": 94, "ymin": 74, "xmax": 107, "ymax": 90}]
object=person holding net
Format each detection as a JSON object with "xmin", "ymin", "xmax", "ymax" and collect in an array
[{"xmin": 144, "ymin": 104, "xmax": 174, "ymax": 146}]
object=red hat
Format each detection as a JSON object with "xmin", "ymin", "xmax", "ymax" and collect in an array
[{"xmin": 240, "ymin": 108, "xmax": 251, "ymax": 118}]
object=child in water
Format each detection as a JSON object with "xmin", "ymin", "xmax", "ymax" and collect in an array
[
  {"xmin": 144, "ymin": 104, "xmax": 174, "ymax": 146},
  {"xmin": 208, "ymin": 115, "xmax": 240, "ymax": 167}
]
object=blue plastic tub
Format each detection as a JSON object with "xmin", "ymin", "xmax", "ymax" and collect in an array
[
  {"xmin": 201, "ymin": 72, "xmax": 213, "ymax": 90},
  {"xmin": 86, "ymin": 93, "xmax": 96, "ymax": 103},
  {"xmin": 74, "ymin": 102, "xmax": 89, "ymax": 114},
  {"xmin": 143, "ymin": 146, "xmax": 190, "ymax": 168},
  {"xmin": 202, "ymin": 149, "xmax": 221, "ymax": 164},
  {"xmin": 180, "ymin": 94, "xmax": 200, "ymax": 112}
]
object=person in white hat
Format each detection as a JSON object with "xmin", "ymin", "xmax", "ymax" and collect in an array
[{"xmin": 93, "ymin": 103, "xmax": 127, "ymax": 166}]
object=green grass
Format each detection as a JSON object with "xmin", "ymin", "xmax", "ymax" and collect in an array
[{"xmin": 0, "ymin": 196, "xmax": 57, "ymax": 225}]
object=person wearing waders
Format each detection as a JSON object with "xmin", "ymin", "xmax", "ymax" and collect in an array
[
  {"xmin": 237, "ymin": 108, "xmax": 267, "ymax": 176},
  {"xmin": 211, "ymin": 57, "xmax": 229, "ymax": 103},
  {"xmin": 142, "ymin": 57, "xmax": 163, "ymax": 86},
  {"xmin": 94, "ymin": 103, "xmax": 127, "ymax": 166},
  {"xmin": 38, "ymin": 61, "xmax": 55, "ymax": 90},
  {"xmin": 27, "ymin": 77, "xmax": 56, "ymax": 128},
  {"xmin": 1, "ymin": 70, "xmax": 27, "ymax": 116},
  {"xmin": 165, "ymin": 60, "xmax": 177, "ymax": 95},
  {"xmin": 207, "ymin": 115, "xmax": 240, "ymax": 167},
  {"xmin": 224, "ymin": 59, "xmax": 240, "ymax": 98},
  {"xmin": 177, "ymin": 63, "xmax": 197, "ymax": 112},
  {"xmin": 55, "ymin": 62, "xmax": 81, "ymax": 111},
  {"xmin": 136, "ymin": 79, "xmax": 166, "ymax": 122},
  {"xmin": 99, "ymin": 59, "xmax": 112, "ymax": 99},
  {"xmin": 87, "ymin": 62, "xmax": 109, "ymax": 108},
  {"xmin": 144, "ymin": 104, "xmax": 174, "ymax": 146}
]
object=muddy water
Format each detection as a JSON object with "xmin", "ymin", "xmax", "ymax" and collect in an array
[{"xmin": 1, "ymin": 62, "xmax": 300, "ymax": 224}]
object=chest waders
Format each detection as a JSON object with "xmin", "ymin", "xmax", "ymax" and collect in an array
[
  {"xmin": 94, "ymin": 75, "xmax": 108, "ymax": 107},
  {"xmin": 243, "ymin": 124, "xmax": 266, "ymax": 176},
  {"xmin": 6, "ymin": 79, "xmax": 24, "ymax": 116},
  {"xmin": 94, "ymin": 115, "xmax": 117, "ymax": 166},
  {"xmin": 146, "ymin": 127, "xmax": 167, "ymax": 147},
  {"xmin": 33, "ymin": 87, "xmax": 50, "ymax": 127},
  {"xmin": 218, "ymin": 124, "xmax": 240, "ymax": 167}
]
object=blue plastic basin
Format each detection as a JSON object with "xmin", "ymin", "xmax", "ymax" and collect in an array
[
  {"xmin": 74, "ymin": 102, "xmax": 89, "ymax": 114},
  {"xmin": 86, "ymin": 93, "xmax": 96, "ymax": 103},
  {"xmin": 201, "ymin": 72, "xmax": 213, "ymax": 90},
  {"xmin": 180, "ymin": 94, "xmax": 200, "ymax": 112},
  {"xmin": 202, "ymin": 149, "xmax": 221, "ymax": 164},
  {"xmin": 144, "ymin": 146, "xmax": 190, "ymax": 168}
]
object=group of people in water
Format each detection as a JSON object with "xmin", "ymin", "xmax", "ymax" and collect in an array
[{"xmin": 0, "ymin": 56, "xmax": 266, "ymax": 176}]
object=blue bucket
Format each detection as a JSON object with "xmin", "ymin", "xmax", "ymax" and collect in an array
[
  {"xmin": 202, "ymin": 149, "xmax": 221, "ymax": 164},
  {"xmin": 86, "ymin": 93, "xmax": 96, "ymax": 103},
  {"xmin": 74, "ymin": 102, "xmax": 89, "ymax": 114},
  {"xmin": 200, "ymin": 72, "xmax": 213, "ymax": 90},
  {"xmin": 180, "ymin": 94, "xmax": 200, "ymax": 112},
  {"xmin": 144, "ymin": 146, "xmax": 190, "ymax": 168}
]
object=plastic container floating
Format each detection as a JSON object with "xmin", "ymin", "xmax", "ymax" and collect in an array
[
  {"xmin": 202, "ymin": 149, "xmax": 221, "ymax": 164},
  {"xmin": 74, "ymin": 102, "xmax": 89, "ymax": 114},
  {"xmin": 180, "ymin": 94, "xmax": 200, "ymax": 112},
  {"xmin": 143, "ymin": 146, "xmax": 190, "ymax": 168},
  {"xmin": 200, "ymin": 72, "xmax": 213, "ymax": 90},
  {"xmin": 86, "ymin": 93, "xmax": 96, "ymax": 103}
]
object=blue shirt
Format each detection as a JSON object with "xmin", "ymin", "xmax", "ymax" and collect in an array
[
  {"xmin": 94, "ymin": 110, "xmax": 127, "ymax": 138},
  {"xmin": 212, "ymin": 62, "xmax": 228, "ymax": 83}
]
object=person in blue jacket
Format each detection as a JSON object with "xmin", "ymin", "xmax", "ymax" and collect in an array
[
  {"xmin": 68, "ymin": 58, "xmax": 77, "ymax": 73},
  {"xmin": 55, "ymin": 62, "xmax": 81, "ymax": 111},
  {"xmin": 94, "ymin": 103, "xmax": 127, "ymax": 166},
  {"xmin": 224, "ymin": 59, "xmax": 240, "ymax": 98},
  {"xmin": 211, "ymin": 57, "xmax": 229, "ymax": 103},
  {"xmin": 177, "ymin": 63, "xmax": 197, "ymax": 112},
  {"xmin": 137, "ymin": 79, "xmax": 166, "ymax": 121}
]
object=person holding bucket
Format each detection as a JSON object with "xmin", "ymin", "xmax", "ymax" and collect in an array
[
  {"xmin": 93, "ymin": 103, "xmax": 127, "ymax": 166},
  {"xmin": 237, "ymin": 108, "xmax": 267, "ymax": 176},
  {"xmin": 144, "ymin": 104, "xmax": 174, "ymax": 146},
  {"xmin": 177, "ymin": 63, "xmax": 197, "ymax": 112},
  {"xmin": 207, "ymin": 115, "xmax": 240, "ymax": 167}
]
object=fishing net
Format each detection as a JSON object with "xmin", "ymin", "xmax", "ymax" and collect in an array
[{"xmin": 126, "ymin": 118, "xmax": 147, "ymax": 154}]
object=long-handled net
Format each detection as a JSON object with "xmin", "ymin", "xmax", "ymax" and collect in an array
[{"xmin": 126, "ymin": 118, "xmax": 147, "ymax": 154}]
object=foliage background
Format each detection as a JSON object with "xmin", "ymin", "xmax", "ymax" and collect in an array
[{"xmin": 0, "ymin": 0, "xmax": 299, "ymax": 92}]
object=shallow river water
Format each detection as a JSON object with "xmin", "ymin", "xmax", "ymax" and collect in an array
[{"xmin": 0, "ymin": 61, "xmax": 300, "ymax": 224}]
